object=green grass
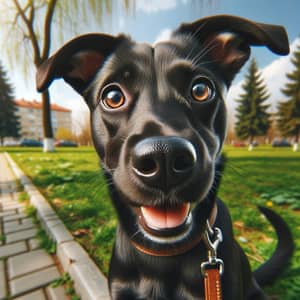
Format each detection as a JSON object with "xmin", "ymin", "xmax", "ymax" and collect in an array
[
  {"xmin": 221, "ymin": 146, "xmax": 300, "ymax": 299},
  {"xmin": 18, "ymin": 191, "xmax": 29, "ymax": 202},
  {"xmin": 2, "ymin": 145, "xmax": 300, "ymax": 299},
  {"xmin": 52, "ymin": 272, "xmax": 80, "ymax": 300},
  {"xmin": 0, "ymin": 234, "xmax": 5, "ymax": 243}
]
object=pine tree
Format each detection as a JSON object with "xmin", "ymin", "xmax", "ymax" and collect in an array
[
  {"xmin": 0, "ymin": 61, "xmax": 20, "ymax": 145},
  {"xmin": 277, "ymin": 40, "xmax": 300, "ymax": 151},
  {"xmin": 235, "ymin": 59, "xmax": 271, "ymax": 149}
]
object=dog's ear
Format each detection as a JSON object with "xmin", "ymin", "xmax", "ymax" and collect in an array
[
  {"xmin": 175, "ymin": 15, "xmax": 289, "ymax": 83},
  {"xmin": 36, "ymin": 34, "xmax": 126, "ymax": 94}
]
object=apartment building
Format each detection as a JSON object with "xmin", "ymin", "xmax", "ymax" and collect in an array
[{"xmin": 14, "ymin": 99, "xmax": 72, "ymax": 140}]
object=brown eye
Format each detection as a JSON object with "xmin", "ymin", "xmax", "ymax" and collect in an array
[
  {"xmin": 191, "ymin": 79, "xmax": 214, "ymax": 102},
  {"xmin": 102, "ymin": 88, "xmax": 125, "ymax": 109}
]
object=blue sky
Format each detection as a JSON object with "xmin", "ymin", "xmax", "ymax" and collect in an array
[{"xmin": 1, "ymin": 0, "xmax": 300, "ymax": 122}]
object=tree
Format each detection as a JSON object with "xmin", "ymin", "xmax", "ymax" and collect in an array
[
  {"xmin": 0, "ymin": 0, "xmax": 134, "ymax": 152},
  {"xmin": 75, "ymin": 111, "xmax": 93, "ymax": 146},
  {"xmin": 0, "ymin": 61, "xmax": 20, "ymax": 145},
  {"xmin": 56, "ymin": 127, "xmax": 75, "ymax": 141},
  {"xmin": 235, "ymin": 59, "xmax": 271, "ymax": 150},
  {"xmin": 277, "ymin": 40, "xmax": 300, "ymax": 151}
]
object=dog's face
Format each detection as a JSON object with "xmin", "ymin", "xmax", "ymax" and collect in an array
[{"xmin": 37, "ymin": 15, "xmax": 288, "ymax": 254}]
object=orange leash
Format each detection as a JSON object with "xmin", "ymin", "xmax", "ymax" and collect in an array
[{"xmin": 204, "ymin": 267, "xmax": 222, "ymax": 300}]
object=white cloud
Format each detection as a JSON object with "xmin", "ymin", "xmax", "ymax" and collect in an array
[
  {"xmin": 136, "ymin": 0, "xmax": 177, "ymax": 13},
  {"xmin": 226, "ymin": 38, "xmax": 299, "ymax": 121},
  {"xmin": 153, "ymin": 28, "xmax": 172, "ymax": 45}
]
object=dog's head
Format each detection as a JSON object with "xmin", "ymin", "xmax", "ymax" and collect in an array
[{"xmin": 37, "ymin": 15, "xmax": 289, "ymax": 255}]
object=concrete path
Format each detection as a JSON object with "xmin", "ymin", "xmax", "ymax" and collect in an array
[{"xmin": 0, "ymin": 153, "xmax": 67, "ymax": 300}]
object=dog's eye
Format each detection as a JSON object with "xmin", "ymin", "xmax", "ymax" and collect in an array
[
  {"xmin": 101, "ymin": 87, "xmax": 126, "ymax": 109},
  {"xmin": 191, "ymin": 79, "xmax": 214, "ymax": 102}
]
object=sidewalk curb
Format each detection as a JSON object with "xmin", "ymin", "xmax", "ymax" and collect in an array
[{"xmin": 4, "ymin": 153, "xmax": 110, "ymax": 300}]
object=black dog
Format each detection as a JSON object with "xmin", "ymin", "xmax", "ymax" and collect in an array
[{"xmin": 37, "ymin": 15, "xmax": 294, "ymax": 300}]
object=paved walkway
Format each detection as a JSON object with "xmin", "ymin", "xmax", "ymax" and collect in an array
[{"xmin": 0, "ymin": 153, "xmax": 67, "ymax": 300}]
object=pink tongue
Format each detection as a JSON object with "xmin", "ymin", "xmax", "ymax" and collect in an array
[{"xmin": 141, "ymin": 204, "xmax": 190, "ymax": 229}]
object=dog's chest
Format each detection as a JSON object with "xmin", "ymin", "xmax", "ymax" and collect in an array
[{"xmin": 111, "ymin": 276, "xmax": 204, "ymax": 300}]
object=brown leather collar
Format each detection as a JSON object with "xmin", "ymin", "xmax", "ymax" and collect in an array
[{"xmin": 132, "ymin": 203, "xmax": 218, "ymax": 257}]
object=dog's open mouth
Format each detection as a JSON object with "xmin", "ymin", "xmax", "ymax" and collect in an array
[{"xmin": 138, "ymin": 203, "xmax": 192, "ymax": 237}]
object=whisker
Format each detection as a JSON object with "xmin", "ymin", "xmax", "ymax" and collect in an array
[
  {"xmin": 191, "ymin": 42, "xmax": 219, "ymax": 65},
  {"xmin": 180, "ymin": 20, "xmax": 210, "ymax": 62},
  {"xmin": 187, "ymin": 19, "xmax": 209, "ymax": 41},
  {"xmin": 196, "ymin": 58, "xmax": 222, "ymax": 67}
]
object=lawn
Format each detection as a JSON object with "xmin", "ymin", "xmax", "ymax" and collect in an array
[{"xmin": 2, "ymin": 145, "xmax": 300, "ymax": 299}]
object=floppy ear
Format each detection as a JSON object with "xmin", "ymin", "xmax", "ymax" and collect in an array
[
  {"xmin": 36, "ymin": 34, "xmax": 126, "ymax": 94},
  {"xmin": 174, "ymin": 15, "xmax": 289, "ymax": 83}
]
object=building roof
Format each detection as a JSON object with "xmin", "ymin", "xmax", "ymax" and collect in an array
[{"xmin": 14, "ymin": 99, "xmax": 71, "ymax": 112}]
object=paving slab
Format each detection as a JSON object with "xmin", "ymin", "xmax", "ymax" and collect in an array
[
  {"xmin": 0, "ymin": 241, "xmax": 27, "ymax": 259},
  {"xmin": 28, "ymin": 238, "xmax": 40, "ymax": 250},
  {"xmin": 2, "ymin": 203, "xmax": 25, "ymax": 211},
  {"xmin": 3, "ymin": 212, "xmax": 27, "ymax": 222},
  {"xmin": 21, "ymin": 218, "xmax": 35, "ymax": 226},
  {"xmin": 9, "ymin": 266, "xmax": 60, "ymax": 297},
  {"xmin": 3, "ymin": 220, "xmax": 19, "ymax": 231},
  {"xmin": 0, "ymin": 260, "xmax": 7, "ymax": 300},
  {"xmin": 4, "ymin": 222, "xmax": 35, "ymax": 234},
  {"xmin": 18, "ymin": 206, "xmax": 26, "ymax": 213},
  {"xmin": 14, "ymin": 289, "xmax": 47, "ymax": 300},
  {"xmin": 0, "ymin": 194, "xmax": 13, "ymax": 203},
  {"xmin": 46, "ymin": 285, "xmax": 67, "ymax": 300},
  {"xmin": 0, "ymin": 210, "xmax": 16, "ymax": 218},
  {"xmin": 8, "ymin": 249, "xmax": 55, "ymax": 279},
  {"xmin": 5, "ymin": 228, "xmax": 37, "ymax": 244}
]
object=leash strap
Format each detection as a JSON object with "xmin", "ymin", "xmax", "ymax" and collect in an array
[{"xmin": 204, "ymin": 267, "xmax": 222, "ymax": 300}]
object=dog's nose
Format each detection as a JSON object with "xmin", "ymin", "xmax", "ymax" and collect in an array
[{"xmin": 131, "ymin": 136, "xmax": 197, "ymax": 191}]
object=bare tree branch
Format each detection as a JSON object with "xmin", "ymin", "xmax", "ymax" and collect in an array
[
  {"xmin": 12, "ymin": 0, "xmax": 41, "ymax": 66},
  {"xmin": 28, "ymin": 0, "xmax": 34, "ymax": 24},
  {"xmin": 41, "ymin": 0, "xmax": 57, "ymax": 61}
]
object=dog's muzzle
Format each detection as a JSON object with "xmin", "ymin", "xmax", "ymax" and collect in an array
[{"xmin": 130, "ymin": 136, "xmax": 197, "ymax": 236}]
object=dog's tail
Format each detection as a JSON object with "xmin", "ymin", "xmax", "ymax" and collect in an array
[{"xmin": 253, "ymin": 206, "xmax": 294, "ymax": 286}]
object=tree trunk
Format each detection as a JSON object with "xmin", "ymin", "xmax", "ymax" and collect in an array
[
  {"xmin": 248, "ymin": 136, "xmax": 254, "ymax": 151},
  {"xmin": 293, "ymin": 130, "xmax": 299, "ymax": 152},
  {"xmin": 41, "ymin": 90, "xmax": 55, "ymax": 152}
]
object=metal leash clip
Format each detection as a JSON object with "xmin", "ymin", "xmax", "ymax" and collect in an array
[{"xmin": 201, "ymin": 220, "xmax": 224, "ymax": 276}]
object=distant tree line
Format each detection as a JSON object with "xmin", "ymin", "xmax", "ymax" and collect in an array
[
  {"xmin": 0, "ymin": 61, "xmax": 20, "ymax": 145},
  {"xmin": 234, "ymin": 40, "xmax": 300, "ymax": 151}
]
